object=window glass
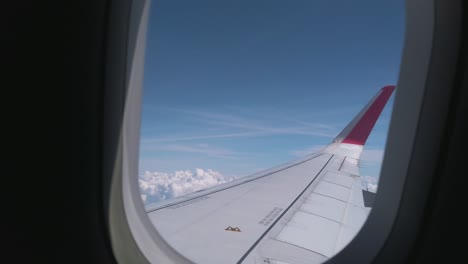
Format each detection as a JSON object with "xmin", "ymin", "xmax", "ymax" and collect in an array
[{"xmin": 138, "ymin": 1, "xmax": 403, "ymax": 261}]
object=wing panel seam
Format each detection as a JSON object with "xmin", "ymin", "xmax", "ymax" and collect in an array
[
  {"xmin": 236, "ymin": 154, "xmax": 334, "ymax": 264},
  {"xmin": 321, "ymin": 179, "xmax": 353, "ymax": 189},
  {"xmin": 298, "ymin": 209, "xmax": 343, "ymax": 224},
  {"xmin": 272, "ymin": 239, "xmax": 329, "ymax": 258}
]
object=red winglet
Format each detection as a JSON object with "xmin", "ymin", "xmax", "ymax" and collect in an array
[{"xmin": 341, "ymin": 85, "xmax": 395, "ymax": 145}]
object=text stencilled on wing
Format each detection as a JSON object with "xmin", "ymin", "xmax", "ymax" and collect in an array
[{"xmin": 259, "ymin": 207, "xmax": 284, "ymax": 226}]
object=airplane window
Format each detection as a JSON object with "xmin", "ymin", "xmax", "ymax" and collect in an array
[{"xmin": 137, "ymin": 0, "xmax": 404, "ymax": 263}]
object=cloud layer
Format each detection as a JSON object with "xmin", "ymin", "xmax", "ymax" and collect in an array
[
  {"xmin": 139, "ymin": 168, "xmax": 379, "ymax": 207},
  {"xmin": 139, "ymin": 168, "xmax": 234, "ymax": 204}
]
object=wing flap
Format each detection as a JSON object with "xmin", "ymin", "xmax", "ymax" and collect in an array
[{"xmin": 276, "ymin": 211, "xmax": 341, "ymax": 257}]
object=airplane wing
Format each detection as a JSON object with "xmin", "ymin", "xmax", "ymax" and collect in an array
[{"xmin": 145, "ymin": 86, "xmax": 395, "ymax": 264}]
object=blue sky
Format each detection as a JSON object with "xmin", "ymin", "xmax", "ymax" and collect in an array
[{"xmin": 138, "ymin": 0, "xmax": 405, "ymax": 191}]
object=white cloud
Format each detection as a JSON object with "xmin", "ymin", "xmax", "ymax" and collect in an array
[
  {"xmin": 361, "ymin": 175, "xmax": 379, "ymax": 193},
  {"xmin": 139, "ymin": 169, "xmax": 380, "ymax": 206},
  {"xmin": 367, "ymin": 183, "xmax": 378, "ymax": 192},
  {"xmin": 139, "ymin": 168, "xmax": 234, "ymax": 205}
]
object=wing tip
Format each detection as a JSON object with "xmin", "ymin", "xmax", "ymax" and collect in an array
[
  {"xmin": 341, "ymin": 85, "xmax": 396, "ymax": 146},
  {"xmin": 382, "ymin": 85, "xmax": 396, "ymax": 92}
]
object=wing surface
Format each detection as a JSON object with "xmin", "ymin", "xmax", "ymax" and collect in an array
[{"xmin": 146, "ymin": 86, "xmax": 395, "ymax": 264}]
